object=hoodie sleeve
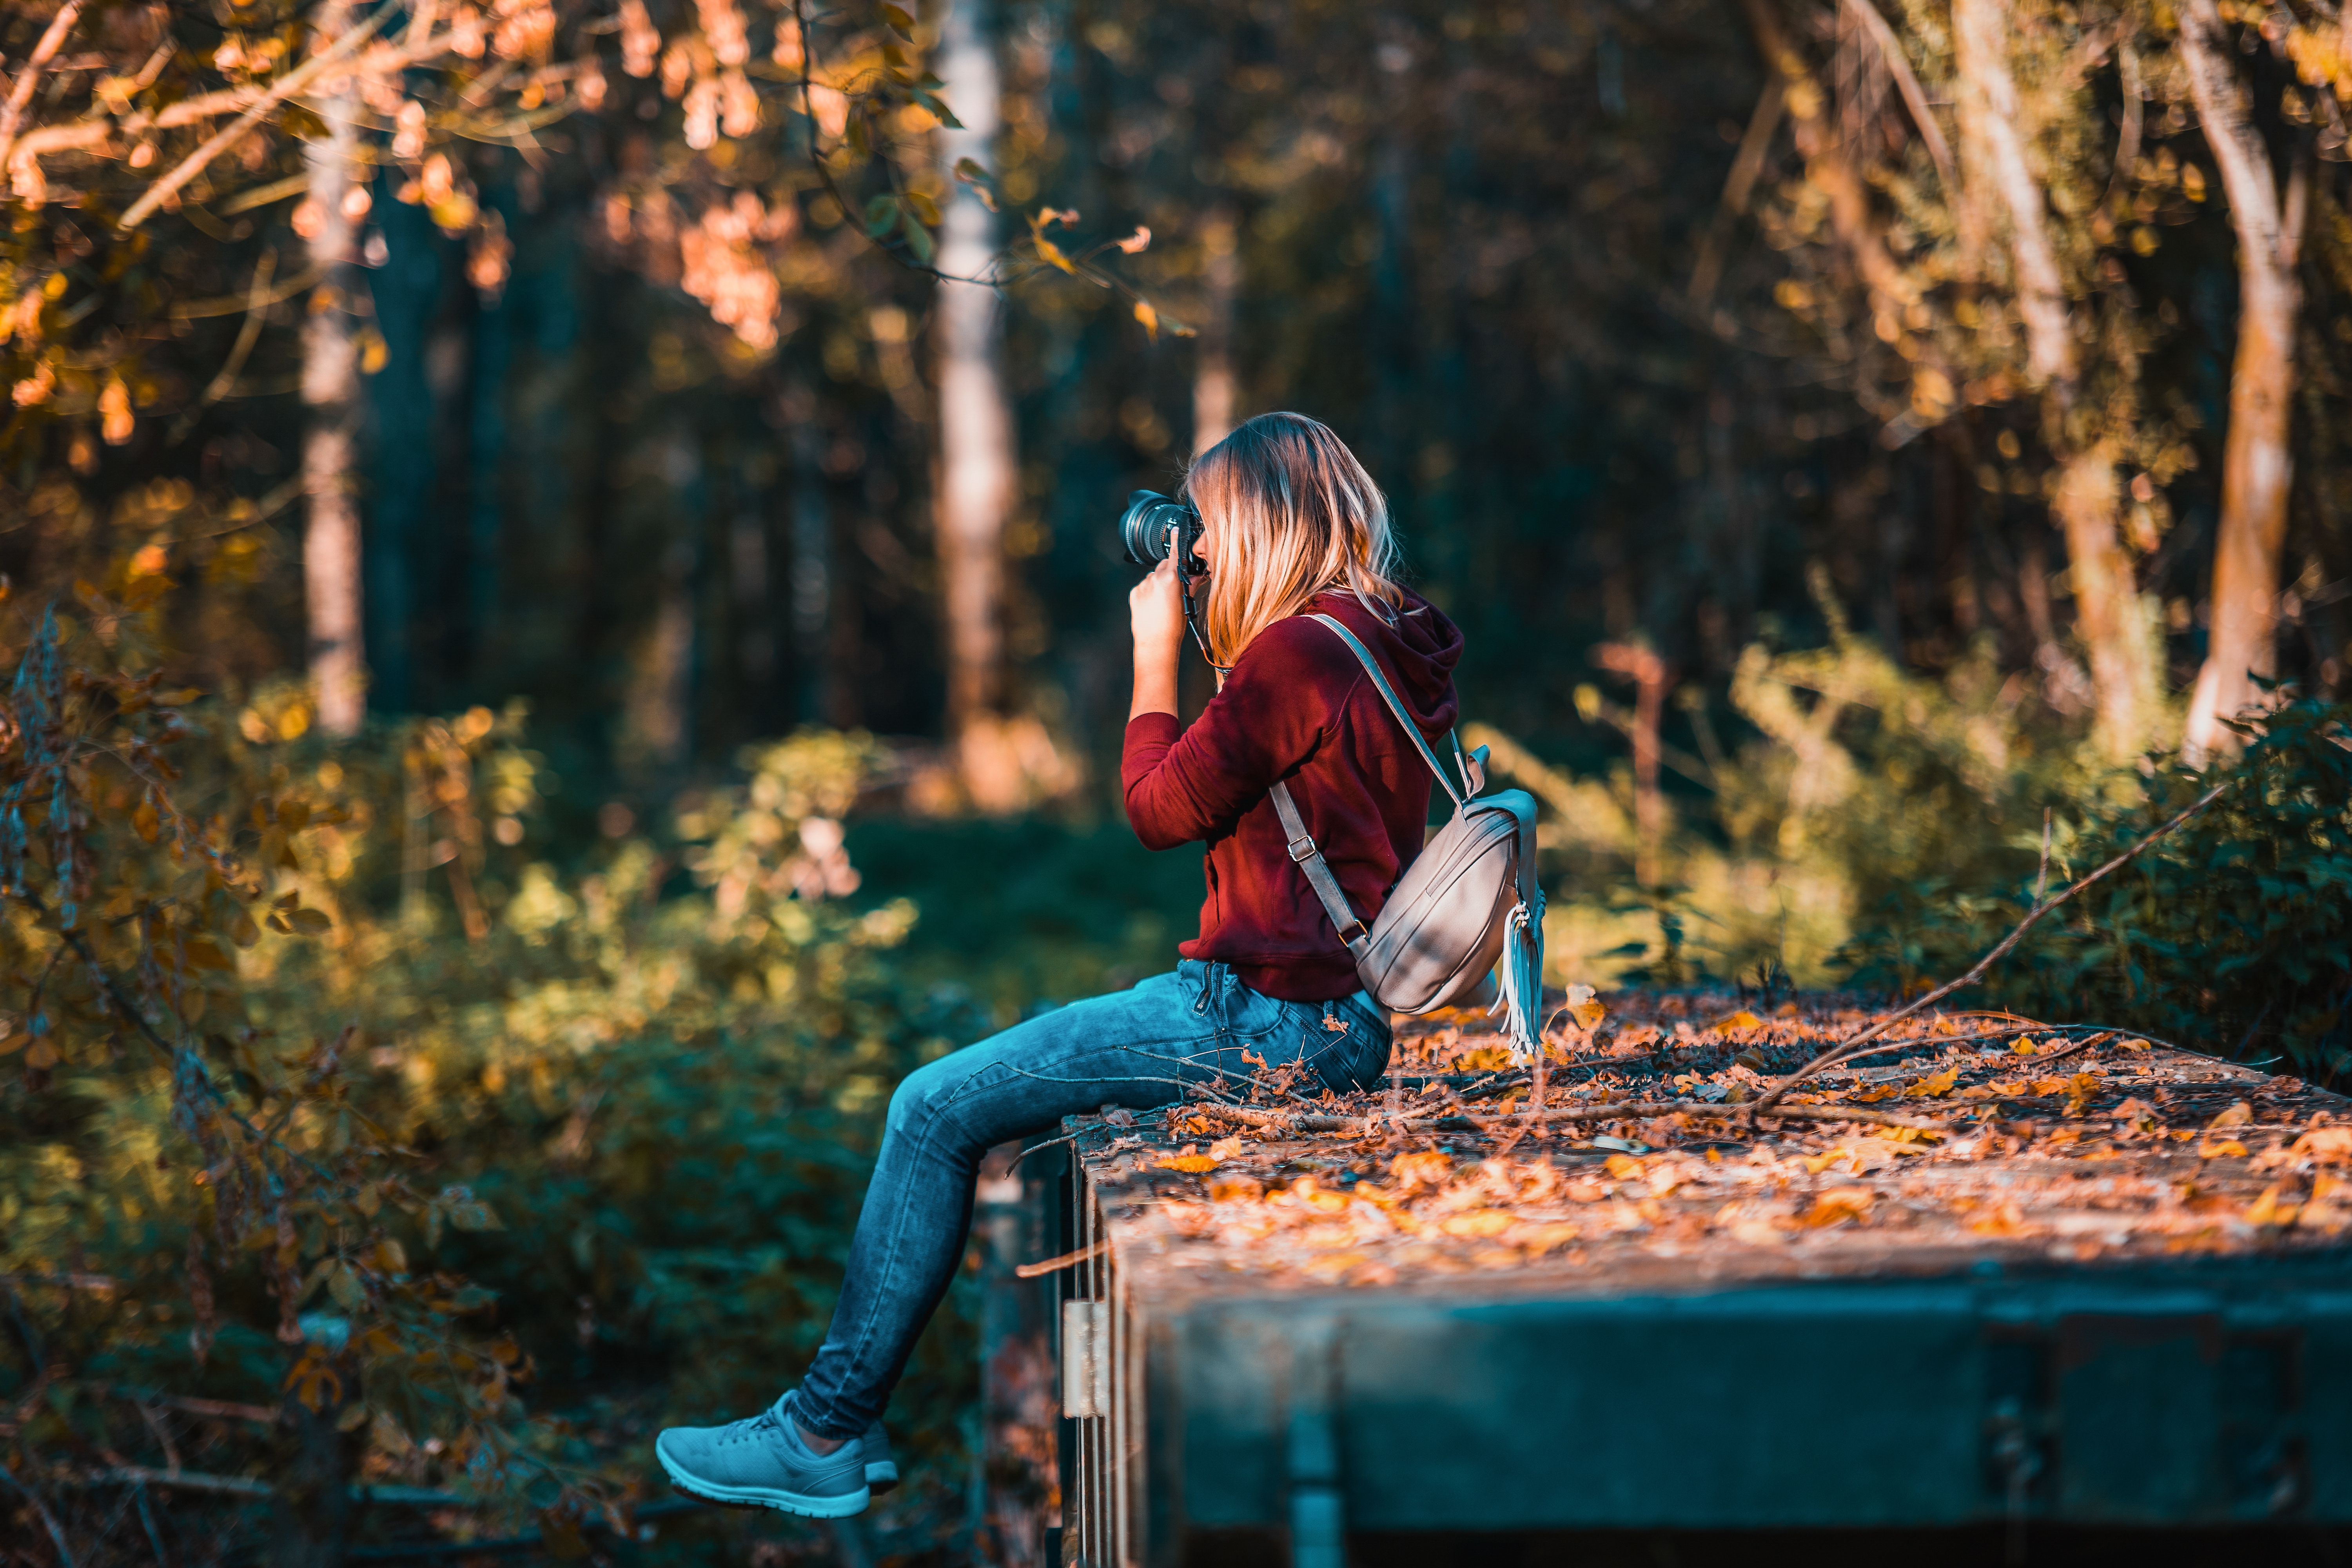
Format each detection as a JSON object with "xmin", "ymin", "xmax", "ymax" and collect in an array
[{"xmin": 1121, "ymin": 619, "xmax": 1345, "ymax": 849}]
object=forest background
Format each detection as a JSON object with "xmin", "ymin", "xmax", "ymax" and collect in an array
[{"xmin": 2, "ymin": 0, "xmax": 2350, "ymax": 1563}]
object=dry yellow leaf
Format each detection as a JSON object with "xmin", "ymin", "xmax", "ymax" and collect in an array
[
  {"xmin": 1390, "ymin": 1151, "xmax": 1453, "ymax": 1189},
  {"xmin": 1711, "ymin": 1009, "xmax": 1764, "ymax": 1033},
  {"xmin": 1160, "ymin": 1155, "xmax": 1218, "ymax": 1172},
  {"xmin": 1907, "ymin": 1067, "xmax": 1960, "ymax": 1098},
  {"xmin": 1564, "ymin": 982, "xmax": 1606, "ymax": 1030},
  {"xmin": 1441, "ymin": 1210, "xmax": 1517, "ymax": 1239},
  {"xmin": 1512, "ymin": 1221, "xmax": 1582, "ymax": 1254},
  {"xmin": 2291, "ymin": 1127, "xmax": 2352, "ymax": 1163},
  {"xmin": 1207, "ymin": 1135, "xmax": 1247, "ymax": 1161},
  {"xmin": 1970, "ymin": 1201, "xmax": 2027, "ymax": 1236},
  {"xmin": 2245, "ymin": 1185, "xmax": 2301, "ymax": 1228},
  {"xmin": 2199, "ymin": 1138, "xmax": 2249, "ymax": 1159},
  {"xmin": 2207, "ymin": 1102, "xmax": 2254, "ymax": 1129},
  {"xmin": 1802, "ymin": 1187, "xmax": 1874, "ymax": 1227},
  {"xmin": 1603, "ymin": 1154, "xmax": 1645, "ymax": 1180}
]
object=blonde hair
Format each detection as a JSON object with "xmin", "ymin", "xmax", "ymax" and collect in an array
[{"xmin": 1185, "ymin": 412, "xmax": 1403, "ymax": 668}]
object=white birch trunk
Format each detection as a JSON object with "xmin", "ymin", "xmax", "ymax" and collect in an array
[
  {"xmin": 301, "ymin": 0, "xmax": 365, "ymax": 736},
  {"xmin": 933, "ymin": 0, "xmax": 1018, "ymax": 806},
  {"xmin": 2178, "ymin": 0, "xmax": 2307, "ymax": 760}
]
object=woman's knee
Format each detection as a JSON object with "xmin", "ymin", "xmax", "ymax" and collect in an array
[{"xmin": 885, "ymin": 1054, "xmax": 959, "ymax": 1140}]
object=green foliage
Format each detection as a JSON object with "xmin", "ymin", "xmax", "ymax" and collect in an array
[
  {"xmin": 0, "ymin": 602, "xmax": 976, "ymax": 1561},
  {"xmin": 1841, "ymin": 696, "xmax": 2352, "ymax": 1081}
]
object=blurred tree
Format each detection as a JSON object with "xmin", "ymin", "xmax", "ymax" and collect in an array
[{"xmin": 2177, "ymin": 0, "xmax": 2309, "ymax": 759}]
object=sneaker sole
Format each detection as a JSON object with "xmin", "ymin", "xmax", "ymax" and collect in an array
[
  {"xmin": 866, "ymin": 1462, "xmax": 898, "ymax": 1495},
  {"xmin": 657, "ymin": 1450, "xmax": 870, "ymax": 1519}
]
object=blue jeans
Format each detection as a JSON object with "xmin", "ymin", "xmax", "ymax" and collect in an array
[{"xmin": 794, "ymin": 960, "xmax": 1391, "ymax": 1438}]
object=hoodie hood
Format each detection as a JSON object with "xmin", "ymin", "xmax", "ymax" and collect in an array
[{"xmin": 1310, "ymin": 586, "xmax": 1464, "ymax": 735}]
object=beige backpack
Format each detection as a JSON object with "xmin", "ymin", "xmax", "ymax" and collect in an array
[{"xmin": 1267, "ymin": 614, "xmax": 1547, "ymax": 1058}]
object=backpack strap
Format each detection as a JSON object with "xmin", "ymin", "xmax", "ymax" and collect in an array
[
  {"xmin": 1268, "ymin": 779, "xmax": 1372, "ymax": 962},
  {"xmin": 1267, "ymin": 613, "xmax": 1474, "ymax": 959},
  {"xmin": 1303, "ymin": 614, "xmax": 1471, "ymax": 806}
]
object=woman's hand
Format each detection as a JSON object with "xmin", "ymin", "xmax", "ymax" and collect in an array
[{"xmin": 1128, "ymin": 554, "xmax": 1186, "ymax": 720}]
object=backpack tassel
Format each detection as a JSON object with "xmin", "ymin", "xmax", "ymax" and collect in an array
[{"xmin": 1490, "ymin": 887, "xmax": 1546, "ymax": 1062}]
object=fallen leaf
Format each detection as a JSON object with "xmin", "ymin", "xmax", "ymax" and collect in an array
[
  {"xmin": 1711, "ymin": 1009, "xmax": 1764, "ymax": 1033},
  {"xmin": 1440, "ymin": 1210, "xmax": 1517, "ymax": 1239},
  {"xmin": 2291, "ymin": 1127, "xmax": 2352, "ymax": 1163},
  {"xmin": 1970, "ymin": 1200, "xmax": 2027, "ymax": 1236},
  {"xmin": 1206, "ymin": 1175, "xmax": 1263, "ymax": 1202},
  {"xmin": 2013, "ymin": 1040, "xmax": 2040, "ymax": 1056},
  {"xmin": 1907, "ymin": 1067, "xmax": 1960, "ymax": 1098},
  {"xmin": 2199, "ymin": 1139, "xmax": 2249, "ymax": 1160},
  {"xmin": 2208, "ymin": 1102, "xmax": 2254, "ymax": 1130},
  {"xmin": 1802, "ymin": 1187, "xmax": 1874, "ymax": 1227},
  {"xmin": 2245, "ymin": 1184, "xmax": 2301, "ymax": 1228},
  {"xmin": 1207, "ymin": 1136, "xmax": 1247, "ymax": 1162},
  {"xmin": 1564, "ymin": 983, "xmax": 1606, "ymax": 1031},
  {"xmin": 1390, "ymin": 1151, "xmax": 1453, "ymax": 1189},
  {"xmin": 1511, "ymin": 1221, "xmax": 1582, "ymax": 1254},
  {"xmin": 1853, "ymin": 1083, "xmax": 1901, "ymax": 1103},
  {"xmin": 1603, "ymin": 1154, "xmax": 1645, "ymax": 1180},
  {"xmin": 1160, "ymin": 1154, "xmax": 1218, "ymax": 1172}
]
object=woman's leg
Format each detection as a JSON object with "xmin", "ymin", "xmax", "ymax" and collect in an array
[{"xmin": 792, "ymin": 962, "xmax": 1391, "ymax": 1439}]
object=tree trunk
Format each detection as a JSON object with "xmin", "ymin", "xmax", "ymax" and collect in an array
[
  {"xmin": 1954, "ymin": 0, "xmax": 2160, "ymax": 759},
  {"xmin": 2054, "ymin": 443, "xmax": 2162, "ymax": 757},
  {"xmin": 933, "ymin": 0, "xmax": 1020, "ymax": 806},
  {"xmin": 1191, "ymin": 206, "xmax": 1238, "ymax": 455},
  {"xmin": 2178, "ymin": 0, "xmax": 2307, "ymax": 760},
  {"xmin": 301, "ymin": 0, "xmax": 365, "ymax": 737}
]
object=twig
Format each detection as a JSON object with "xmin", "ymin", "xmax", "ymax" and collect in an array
[
  {"xmin": 1013, "ymin": 1240, "xmax": 1107, "ymax": 1280},
  {"xmin": 169, "ymin": 248, "xmax": 276, "ymax": 443},
  {"xmin": 1752, "ymin": 779, "xmax": 2230, "ymax": 1114},
  {"xmin": 72, "ymin": 1467, "xmax": 468, "ymax": 1506},
  {"xmin": 1205, "ymin": 1096, "xmax": 1955, "ymax": 1137},
  {"xmin": 2034, "ymin": 807, "xmax": 2052, "ymax": 902},
  {"xmin": 99, "ymin": 1385, "xmax": 275, "ymax": 1426},
  {"xmin": 0, "ymin": 1458, "xmax": 76, "ymax": 1568},
  {"xmin": 119, "ymin": 3, "xmax": 398, "ymax": 230},
  {"xmin": 1841, "ymin": 0, "xmax": 1957, "ymax": 191},
  {"xmin": 1007, "ymin": 1133, "xmax": 1075, "ymax": 1171},
  {"xmin": 0, "ymin": 0, "xmax": 82, "ymax": 172}
]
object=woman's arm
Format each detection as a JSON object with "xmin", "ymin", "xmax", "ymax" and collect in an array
[
  {"xmin": 1127, "ymin": 552, "xmax": 1185, "ymax": 722},
  {"xmin": 1121, "ymin": 615, "xmax": 1338, "ymax": 848}
]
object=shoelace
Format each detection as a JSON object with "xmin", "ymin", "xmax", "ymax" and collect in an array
[{"xmin": 717, "ymin": 1410, "xmax": 780, "ymax": 1448}]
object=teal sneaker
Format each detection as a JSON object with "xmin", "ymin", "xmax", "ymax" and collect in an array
[
  {"xmin": 655, "ymin": 1393, "xmax": 869, "ymax": 1517},
  {"xmin": 862, "ymin": 1413, "xmax": 897, "ymax": 1495}
]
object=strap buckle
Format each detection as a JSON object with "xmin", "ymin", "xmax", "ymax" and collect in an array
[
  {"xmin": 1336, "ymin": 919, "xmax": 1368, "ymax": 946},
  {"xmin": 1286, "ymin": 833, "xmax": 1319, "ymax": 864}
]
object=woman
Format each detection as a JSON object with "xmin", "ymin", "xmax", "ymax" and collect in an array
[{"xmin": 655, "ymin": 412, "xmax": 1463, "ymax": 1516}]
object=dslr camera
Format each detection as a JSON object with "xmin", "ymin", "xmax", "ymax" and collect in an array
[
  {"xmin": 1118, "ymin": 488, "xmax": 1220, "ymax": 665},
  {"xmin": 1118, "ymin": 489, "xmax": 1205, "ymax": 577}
]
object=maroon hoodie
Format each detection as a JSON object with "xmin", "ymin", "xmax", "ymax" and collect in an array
[{"xmin": 1121, "ymin": 588, "xmax": 1465, "ymax": 1001}]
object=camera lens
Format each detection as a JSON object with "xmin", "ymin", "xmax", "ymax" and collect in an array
[{"xmin": 1118, "ymin": 490, "xmax": 1192, "ymax": 566}]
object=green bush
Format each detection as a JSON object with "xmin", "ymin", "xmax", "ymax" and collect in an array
[
  {"xmin": 1840, "ymin": 695, "xmax": 2352, "ymax": 1081},
  {"xmin": 0, "ymin": 595, "xmax": 981, "ymax": 1564}
]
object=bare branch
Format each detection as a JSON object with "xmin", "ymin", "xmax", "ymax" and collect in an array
[
  {"xmin": 0, "ymin": 0, "xmax": 84, "ymax": 172},
  {"xmin": 1751, "ymin": 778, "xmax": 2231, "ymax": 1113},
  {"xmin": 118, "ymin": 5, "xmax": 400, "ymax": 230}
]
